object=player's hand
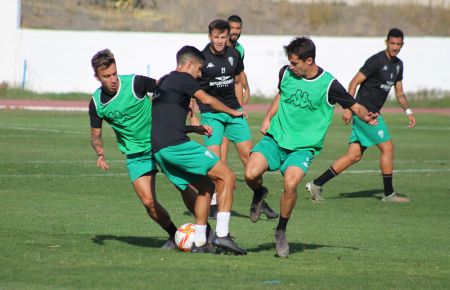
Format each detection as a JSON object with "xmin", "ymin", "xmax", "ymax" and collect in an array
[
  {"xmin": 97, "ymin": 155, "xmax": 109, "ymax": 170},
  {"xmin": 407, "ymin": 114, "xmax": 416, "ymax": 128},
  {"xmin": 342, "ymin": 109, "xmax": 353, "ymax": 125},
  {"xmin": 260, "ymin": 118, "xmax": 270, "ymax": 135},
  {"xmin": 231, "ymin": 110, "xmax": 245, "ymax": 118},
  {"xmin": 192, "ymin": 125, "xmax": 212, "ymax": 136},
  {"xmin": 366, "ymin": 112, "xmax": 379, "ymax": 126}
]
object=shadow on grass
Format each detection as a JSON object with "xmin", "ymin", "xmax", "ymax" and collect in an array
[
  {"xmin": 92, "ymin": 235, "xmax": 165, "ymax": 248},
  {"xmin": 246, "ymin": 242, "xmax": 359, "ymax": 254},
  {"xmin": 333, "ymin": 189, "xmax": 383, "ymax": 199}
]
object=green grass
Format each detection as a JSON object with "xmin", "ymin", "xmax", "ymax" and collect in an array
[{"xmin": 0, "ymin": 110, "xmax": 449, "ymax": 289}]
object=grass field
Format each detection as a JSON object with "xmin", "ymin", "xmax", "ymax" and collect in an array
[{"xmin": 0, "ymin": 109, "xmax": 449, "ymax": 289}]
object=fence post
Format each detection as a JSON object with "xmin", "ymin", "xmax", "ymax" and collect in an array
[{"xmin": 21, "ymin": 59, "xmax": 27, "ymax": 90}]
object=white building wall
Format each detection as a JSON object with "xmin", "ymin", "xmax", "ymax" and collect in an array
[{"xmin": 1, "ymin": 1, "xmax": 450, "ymax": 97}]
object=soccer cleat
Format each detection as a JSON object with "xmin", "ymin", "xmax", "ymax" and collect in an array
[
  {"xmin": 190, "ymin": 243, "xmax": 216, "ymax": 254},
  {"xmin": 382, "ymin": 192, "xmax": 410, "ymax": 203},
  {"xmin": 274, "ymin": 229, "xmax": 289, "ymax": 258},
  {"xmin": 209, "ymin": 204, "xmax": 217, "ymax": 220},
  {"xmin": 261, "ymin": 201, "xmax": 279, "ymax": 219},
  {"xmin": 210, "ymin": 232, "xmax": 247, "ymax": 255},
  {"xmin": 306, "ymin": 181, "xmax": 324, "ymax": 201},
  {"xmin": 160, "ymin": 238, "xmax": 177, "ymax": 250},
  {"xmin": 249, "ymin": 186, "xmax": 269, "ymax": 223}
]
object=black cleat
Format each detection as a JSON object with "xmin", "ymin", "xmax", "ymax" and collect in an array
[
  {"xmin": 211, "ymin": 232, "xmax": 247, "ymax": 255},
  {"xmin": 209, "ymin": 204, "xmax": 217, "ymax": 220},
  {"xmin": 249, "ymin": 186, "xmax": 269, "ymax": 223},
  {"xmin": 190, "ymin": 243, "xmax": 217, "ymax": 254},
  {"xmin": 261, "ymin": 201, "xmax": 278, "ymax": 219}
]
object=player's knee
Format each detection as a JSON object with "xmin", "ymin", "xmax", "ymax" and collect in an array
[
  {"xmin": 244, "ymin": 165, "xmax": 259, "ymax": 182},
  {"xmin": 349, "ymin": 152, "xmax": 362, "ymax": 163},
  {"xmin": 141, "ymin": 197, "xmax": 156, "ymax": 211}
]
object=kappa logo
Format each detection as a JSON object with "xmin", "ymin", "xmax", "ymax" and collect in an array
[
  {"xmin": 377, "ymin": 130, "xmax": 385, "ymax": 139},
  {"xmin": 106, "ymin": 110, "xmax": 132, "ymax": 125},
  {"xmin": 284, "ymin": 89, "xmax": 314, "ymax": 110},
  {"xmin": 204, "ymin": 150, "xmax": 214, "ymax": 159},
  {"xmin": 206, "ymin": 62, "xmax": 215, "ymax": 68}
]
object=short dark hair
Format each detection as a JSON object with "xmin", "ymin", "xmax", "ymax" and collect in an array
[
  {"xmin": 284, "ymin": 36, "xmax": 316, "ymax": 61},
  {"xmin": 208, "ymin": 19, "xmax": 230, "ymax": 35},
  {"xmin": 387, "ymin": 28, "xmax": 404, "ymax": 40},
  {"xmin": 176, "ymin": 45, "xmax": 205, "ymax": 66},
  {"xmin": 91, "ymin": 49, "xmax": 115, "ymax": 74},
  {"xmin": 227, "ymin": 15, "xmax": 242, "ymax": 24}
]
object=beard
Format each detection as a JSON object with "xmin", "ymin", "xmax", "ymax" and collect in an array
[{"xmin": 230, "ymin": 33, "xmax": 240, "ymax": 43}]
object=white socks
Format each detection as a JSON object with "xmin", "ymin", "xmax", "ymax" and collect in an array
[
  {"xmin": 216, "ymin": 212, "xmax": 230, "ymax": 238},
  {"xmin": 194, "ymin": 224, "xmax": 207, "ymax": 247},
  {"xmin": 210, "ymin": 193, "xmax": 217, "ymax": 205}
]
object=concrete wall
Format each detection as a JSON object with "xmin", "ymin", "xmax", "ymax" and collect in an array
[{"xmin": 2, "ymin": 1, "xmax": 450, "ymax": 97}]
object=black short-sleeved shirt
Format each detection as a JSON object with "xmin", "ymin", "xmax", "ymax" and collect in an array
[
  {"xmin": 151, "ymin": 71, "xmax": 202, "ymax": 153},
  {"xmin": 89, "ymin": 75, "xmax": 156, "ymax": 128},
  {"xmin": 277, "ymin": 66, "xmax": 356, "ymax": 109},
  {"xmin": 197, "ymin": 43, "xmax": 244, "ymax": 113},
  {"xmin": 356, "ymin": 50, "xmax": 404, "ymax": 113}
]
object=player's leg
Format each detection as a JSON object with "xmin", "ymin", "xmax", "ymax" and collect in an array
[
  {"xmin": 377, "ymin": 140, "xmax": 409, "ymax": 202},
  {"xmin": 207, "ymin": 161, "xmax": 247, "ymax": 255},
  {"xmin": 306, "ymin": 142, "xmax": 364, "ymax": 201},
  {"xmin": 244, "ymin": 152, "xmax": 270, "ymax": 222},
  {"xmin": 220, "ymin": 136, "xmax": 230, "ymax": 163},
  {"xmin": 132, "ymin": 174, "xmax": 178, "ymax": 249},
  {"xmin": 229, "ymin": 116, "xmax": 278, "ymax": 219},
  {"xmin": 189, "ymin": 177, "xmax": 215, "ymax": 253},
  {"xmin": 275, "ymin": 166, "xmax": 305, "ymax": 258},
  {"xmin": 178, "ymin": 185, "xmax": 197, "ymax": 215}
]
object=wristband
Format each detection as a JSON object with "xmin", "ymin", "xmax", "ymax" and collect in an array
[{"xmin": 405, "ymin": 108, "xmax": 413, "ymax": 115}]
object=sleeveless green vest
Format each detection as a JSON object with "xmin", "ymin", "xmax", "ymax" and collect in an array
[
  {"xmin": 235, "ymin": 42, "xmax": 245, "ymax": 59},
  {"xmin": 267, "ymin": 68, "xmax": 335, "ymax": 153},
  {"xmin": 92, "ymin": 74, "xmax": 151, "ymax": 155}
]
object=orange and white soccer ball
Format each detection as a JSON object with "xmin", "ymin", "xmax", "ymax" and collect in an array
[{"xmin": 175, "ymin": 223, "xmax": 195, "ymax": 251}]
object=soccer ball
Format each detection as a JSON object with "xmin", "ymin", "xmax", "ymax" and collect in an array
[{"xmin": 174, "ymin": 223, "xmax": 195, "ymax": 251}]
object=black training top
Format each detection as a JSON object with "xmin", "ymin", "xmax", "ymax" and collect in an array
[
  {"xmin": 356, "ymin": 50, "xmax": 403, "ymax": 113},
  {"xmin": 151, "ymin": 71, "xmax": 202, "ymax": 153},
  {"xmin": 278, "ymin": 66, "xmax": 356, "ymax": 109},
  {"xmin": 197, "ymin": 43, "xmax": 244, "ymax": 113},
  {"xmin": 89, "ymin": 75, "xmax": 156, "ymax": 128}
]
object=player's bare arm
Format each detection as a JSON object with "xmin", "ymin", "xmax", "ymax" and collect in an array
[
  {"xmin": 260, "ymin": 93, "xmax": 281, "ymax": 134},
  {"xmin": 395, "ymin": 81, "xmax": 416, "ymax": 128},
  {"xmin": 234, "ymin": 73, "xmax": 244, "ymax": 106},
  {"xmin": 240, "ymin": 71, "xmax": 250, "ymax": 105},
  {"xmin": 185, "ymin": 125, "xmax": 213, "ymax": 137},
  {"xmin": 90, "ymin": 127, "xmax": 109, "ymax": 170},
  {"xmin": 343, "ymin": 72, "xmax": 368, "ymax": 125},
  {"xmin": 194, "ymin": 89, "xmax": 244, "ymax": 118}
]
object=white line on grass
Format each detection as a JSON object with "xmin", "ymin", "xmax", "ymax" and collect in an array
[{"xmin": 1, "ymin": 168, "xmax": 449, "ymax": 178}]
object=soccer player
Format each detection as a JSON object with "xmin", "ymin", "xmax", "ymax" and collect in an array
[
  {"xmin": 196, "ymin": 19, "xmax": 277, "ymax": 220},
  {"xmin": 151, "ymin": 45, "xmax": 247, "ymax": 255},
  {"xmin": 306, "ymin": 28, "xmax": 416, "ymax": 203},
  {"xmin": 89, "ymin": 49, "xmax": 197, "ymax": 250},
  {"xmin": 244, "ymin": 36, "xmax": 378, "ymax": 258}
]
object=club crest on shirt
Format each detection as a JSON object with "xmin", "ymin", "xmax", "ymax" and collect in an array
[
  {"xmin": 228, "ymin": 56, "xmax": 234, "ymax": 66},
  {"xmin": 284, "ymin": 89, "xmax": 314, "ymax": 110}
]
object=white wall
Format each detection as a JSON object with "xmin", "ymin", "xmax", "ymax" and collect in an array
[{"xmin": 2, "ymin": 1, "xmax": 450, "ymax": 97}]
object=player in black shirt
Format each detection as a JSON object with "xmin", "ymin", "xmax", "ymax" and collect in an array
[
  {"xmin": 195, "ymin": 19, "xmax": 278, "ymax": 220},
  {"xmin": 307, "ymin": 28, "xmax": 416, "ymax": 203},
  {"xmin": 152, "ymin": 45, "xmax": 246, "ymax": 254}
]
